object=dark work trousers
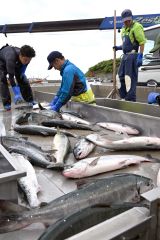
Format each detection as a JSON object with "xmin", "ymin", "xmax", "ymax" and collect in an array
[
  {"xmin": 118, "ymin": 53, "xmax": 138, "ymax": 102},
  {"xmin": 0, "ymin": 70, "xmax": 12, "ymax": 106},
  {"xmin": 0, "ymin": 70, "xmax": 34, "ymax": 107}
]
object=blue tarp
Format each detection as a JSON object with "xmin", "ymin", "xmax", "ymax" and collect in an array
[{"xmin": 100, "ymin": 14, "xmax": 160, "ymax": 30}]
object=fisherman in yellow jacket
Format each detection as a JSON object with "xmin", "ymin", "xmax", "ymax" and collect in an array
[
  {"xmin": 113, "ymin": 9, "xmax": 146, "ymax": 102},
  {"xmin": 47, "ymin": 51, "xmax": 95, "ymax": 113}
]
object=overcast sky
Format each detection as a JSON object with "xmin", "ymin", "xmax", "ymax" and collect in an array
[{"xmin": 0, "ymin": 0, "xmax": 159, "ymax": 79}]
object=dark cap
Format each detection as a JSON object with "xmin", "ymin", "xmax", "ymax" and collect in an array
[
  {"xmin": 47, "ymin": 51, "xmax": 63, "ymax": 70},
  {"xmin": 121, "ymin": 9, "xmax": 133, "ymax": 23}
]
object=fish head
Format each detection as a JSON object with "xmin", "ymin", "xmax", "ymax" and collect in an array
[
  {"xmin": 63, "ymin": 161, "xmax": 88, "ymax": 178},
  {"xmin": 73, "ymin": 147, "xmax": 84, "ymax": 160},
  {"xmin": 136, "ymin": 175, "xmax": 154, "ymax": 195},
  {"xmin": 73, "ymin": 146, "xmax": 89, "ymax": 160},
  {"xmin": 73, "ymin": 139, "xmax": 86, "ymax": 159},
  {"xmin": 73, "ymin": 139, "xmax": 96, "ymax": 159}
]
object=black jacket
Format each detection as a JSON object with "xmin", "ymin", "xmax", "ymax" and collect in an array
[{"xmin": 0, "ymin": 45, "xmax": 26, "ymax": 85}]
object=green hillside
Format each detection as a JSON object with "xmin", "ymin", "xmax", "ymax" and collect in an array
[{"xmin": 86, "ymin": 58, "xmax": 121, "ymax": 77}]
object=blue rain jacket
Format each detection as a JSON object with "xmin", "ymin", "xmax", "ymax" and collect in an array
[{"xmin": 56, "ymin": 60, "xmax": 87, "ymax": 104}]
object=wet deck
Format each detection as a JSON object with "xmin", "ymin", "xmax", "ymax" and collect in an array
[{"xmin": 0, "ymin": 101, "xmax": 160, "ymax": 239}]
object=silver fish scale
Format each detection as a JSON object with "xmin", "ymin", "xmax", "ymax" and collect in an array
[{"xmin": 52, "ymin": 132, "xmax": 70, "ymax": 164}]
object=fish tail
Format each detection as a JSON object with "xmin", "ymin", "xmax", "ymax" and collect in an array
[
  {"xmin": 47, "ymin": 162, "xmax": 65, "ymax": 170},
  {"xmin": 0, "ymin": 135, "xmax": 3, "ymax": 145},
  {"xmin": 57, "ymin": 126, "xmax": 60, "ymax": 134},
  {"xmin": 0, "ymin": 200, "xmax": 31, "ymax": 233},
  {"xmin": 0, "ymin": 215, "xmax": 32, "ymax": 233},
  {"xmin": 0, "ymin": 136, "xmax": 9, "ymax": 151},
  {"xmin": 146, "ymin": 154, "xmax": 160, "ymax": 163}
]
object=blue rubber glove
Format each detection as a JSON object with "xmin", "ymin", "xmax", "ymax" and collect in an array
[
  {"xmin": 148, "ymin": 92, "xmax": 160, "ymax": 104},
  {"xmin": 50, "ymin": 100, "xmax": 63, "ymax": 112},
  {"xmin": 113, "ymin": 46, "xmax": 122, "ymax": 51},
  {"xmin": 28, "ymin": 101, "xmax": 37, "ymax": 107},
  {"xmin": 12, "ymin": 86, "xmax": 23, "ymax": 104},
  {"xmin": 137, "ymin": 53, "xmax": 143, "ymax": 67},
  {"xmin": 4, "ymin": 104, "xmax": 11, "ymax": 111},
  {"xmin": 50, "ymin": 96, "xmax": 59, "ymax": 106}
]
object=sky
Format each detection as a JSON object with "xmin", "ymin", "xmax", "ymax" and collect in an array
[{"xmin": 0, "ymin": 0, "xmax": 159, "ymax": 80}]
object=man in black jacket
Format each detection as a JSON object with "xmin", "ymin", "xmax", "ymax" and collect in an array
[{"xmin": 0, "ymin": 44, "xmax": 36, "ymax": 110}]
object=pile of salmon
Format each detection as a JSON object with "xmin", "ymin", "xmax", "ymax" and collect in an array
[{"xmin": 0, "ymin": 102, "xmax": 160, "ymax": 238}]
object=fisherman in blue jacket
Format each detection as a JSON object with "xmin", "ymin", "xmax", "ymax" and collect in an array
[
  {"xmin": 47, "ymin": 51, "xmax": 95, "ymax": 114},
  {"xmin": 113, "ymin": 9, "xmax": 146, "ymax": 101},
  {"xmin": 0, "ymin": 44, "xmax": 36, "ymax": 111}
]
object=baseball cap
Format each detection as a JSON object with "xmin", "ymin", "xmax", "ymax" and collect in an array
[
  {"xmin": 121, "ymin": 9, "xmax": 133, "ymax": 22},
  {"xmin": 47, "ymin": 51, "xmax": 63, "ymax": 70}
]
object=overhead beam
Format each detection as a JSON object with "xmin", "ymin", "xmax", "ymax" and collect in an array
[{"xmin": 0, "ymin": 18, "xmax": 104, "ymax": 34}]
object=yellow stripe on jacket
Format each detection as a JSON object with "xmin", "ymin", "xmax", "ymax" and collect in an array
[{"xmin": 71, "ymin": 88, "xmax": 96, "ymax": 104}]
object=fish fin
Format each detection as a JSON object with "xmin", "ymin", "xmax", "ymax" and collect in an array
[
  {"xmin": 39, "ymin": 202, "xmax": 48, "ymax": 207},
  {"xmin": 95, "ymin": 200, "xmax": 149, "ymax": 209},
  {"xmin": 56, "ymin": 126, "xmax": 60, "ymax": 134},
  {"xmin": 121, "ymin": 132, "xmax": 130, "ymax": 139},
  {"xmin": 68, "ymin": 145, "xmax": 73, "ymax": 154},
  {"xmin": 38, "ymin": 102, "xmax": 46, "ymax": 110},
  {"xmin": 90, "ymin": 202, "xmax": 148, "ymax": 209},
  {"xmin": 67, "ymin": 132, "xmax": 79, "ymax": 138},
  {"xmin": 0, "ymin": 135, "xmax": 3, "ymax": 145},
  {"xmin": 21, "ymin": 136, "xmax": 28, "ymax": 141},
  {"xmin": 90, "ymin": 203, "xmax": 111, "ymax": 208},
  {"xmin": 89, "ymin": 157, "xmax": 100, "ymax": 166},
  {"xmin": 61, "ymin": 110, "xmax": 84, "ymax": 119},
  {"xmin": 8, "ymin": 149, "xmax": 14, "ymax": 154},
  {"xmin": 76, "ymin": 180, "xmax": 90, "ymax": 189},
  {"xmin": 0, "ymin": 200, "xmax": 29, "ymax": 214},
  {"xmin": 76, "ymin": 178, "xmax": 99, "ymax": 189},
  {"xmin": 145, "ymin": 154, "xmax": 160, "ymax": 163},
  {"xmin": 47, "ymin": 154, "xmax": 56, "ymax": 162},
  {"xmin": 43, "ymin": 153, "xmax": 54, "ymax": 163},
  {"xmin": 92, "ymin": 203, "xmax": 126, "ymax": 209}
]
